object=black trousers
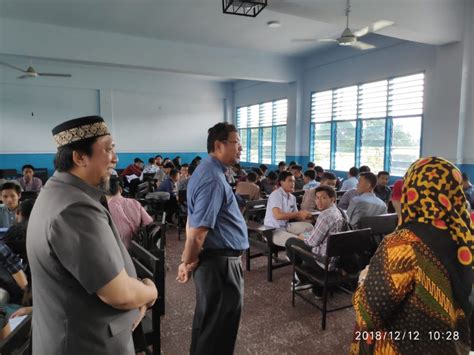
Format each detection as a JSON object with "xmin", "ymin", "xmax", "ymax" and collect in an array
[
  {"xmin": 285, "ymin": 237, "xmax": 323, "ymax": 288},
  {"xmin": 191, "ymin": 255, "xmax": 243, "ymax": 355}
]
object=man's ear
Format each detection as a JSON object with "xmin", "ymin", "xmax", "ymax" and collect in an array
[{"xmin": 72, "ymin": 150, "xmax": 88, "ymax": 168}]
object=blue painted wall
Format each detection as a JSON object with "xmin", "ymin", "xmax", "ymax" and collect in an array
[{"xmin": 0, "ymin": 152, "xmax": 207, "ymax": 176}]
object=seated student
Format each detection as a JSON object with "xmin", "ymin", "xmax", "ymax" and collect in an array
[
  {"xmin": 338, "ymin": 188, "xmax": 359, "ymax": 210},
  {"xmin": 3, "ymin": 199, "xmax": 35, "ymax": 243},
  {"xmin": 121, "ymin": 157, "xmax": 144, "ymax": 178},
  {"xmin": 346, "ymin": 172, "xmax": 387, "ymax": 228},
  {"xmin": 303, "ymin": 170, "xmax": 319, "ymax": 191},
  {"xmin": 155, "ymin": 155, "xmax": 163, "ymax": 167},
  {"xmin": 142, "ymin": 157, "xmax": 159, "ymax": 175},
  {"xmin": 190, "ymin": 155, "xmax": 202, "ymax": 167},
  {"xmin": 259, "ymin": 164, "xmax": 268, "ymax": 177},
  {"xmin": 307, "ymin": 162, "xmax": 315, "ymax": 170},
  {"xmin": 107, "ymin": 177, "xmax": 153, "ymax": 249},
  {"xmin": 261, "ymin": 171, "xmax": 278, "ymax": 195},
  {"xmin": 341, "ymin": 167, "xmax": 359, "ymax": 191},
  {"xmin": 277, "ymin": 161, "xmax": 287, "ymax": 173},
  {"xmin": 0, "ymin": 183, "xmax": 21, "ymax": 229},
  {"xmin": 0, "ymin": 242, "xmax": 28, "ymax": 304},
  {"xmin": 301, "ymin": 172, "xmax": 337, "ymax": 211},
  {"xmin": 157, "ymin": 169, "xmax": 180, "ymax": 223},
  {"xmin": 314, "ymin": 166, "xmax": 324, "ymax": 182},
  {"xmin": 16, "ymin": 165, "xmax": 43, "ymax": 193},
  {"xmin": 172, "ymin": 156, "xmax": 182, "ymax": 168},
  {"xmin": 285, "ymin": 185, "xmax": 348, "ymax": 296},
  {"xmin": 291, "ymin": 165, "xmax": 305, "ymax": 190},
  {"xmin": 374, "ymin": 171, "xmax": 391, "ymax": 203},
  {"xmin": 154, "ymin": 162, "xmax": 174, "ymax": 186},
  {"xmin": 358, "ymin": 165, "xmax": 371, "ymax": 173},
  {"xmin": 263, "ymin": 171, "xmax": 313, "ymax": 247},
  {"xmin": 390, "ymin": 179, "xmax": 404, "ymax": 218},
  {"xmin": 236, "ymin": 172, "xmax": 261, "ymax": 201},
  {"xmin": 178, "ymin": 163, "xmax": 190, "ymax": 191},
  {"xmin": 462, "ymin": 173, "xmax": 474, "ymax": 205}
]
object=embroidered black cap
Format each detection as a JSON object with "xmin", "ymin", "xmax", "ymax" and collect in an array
[{"xmin": 52, "ymin": 115, "xmax": 110, "ymax": 148}]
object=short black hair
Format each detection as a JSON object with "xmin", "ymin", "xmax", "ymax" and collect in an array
[
  {"xmin": 321, "ymin": 172, "xmax": 337, "ymax": 181},
  {"xmin": 134, "ymin": 158, "xmax": 143, "ymax": 164},
  {"xmin": 314, "ymin": 166, "xmax": 324, "ymax": 174},
  {"xmin": 148, "ymin": 157, "xmax": 155, "ymax": 164},
  {"xmin": 259, "ymin": 164, "xmax": 268, "ymax": 172},
  {"xmin": 349, "ymin": 167, "xmax": 359, "ymax": 177},
  {"xmin": 155, "ymin": 155, "xmax": 162, "ymax": 159},
  {"xmin": 278, "ymin": 171, "xmax": 293, "ymax": 182},
  {"xmin": 291, "ymin": 165, "xmax": 302, "ymax": 171},
  {"xmin": 359, "ymin": 165, "xmax": 371, "ymax": 173},
  {"xmin": 164, "ymin": 162, "xmax": 174, "ymax": 169},
  {"xmin": 108, "ymin": 176, "xmax": 123, "ymax": 196},
  {"xmin": 169, "ymin": 169, "xmax": 180, "ymax": 178},
  {"xmin": 54, "ymin": 136, "xmax": 97, "ymax": 172},
  {"xmin": 314, "ymin": 185, "xmax": 336, "ymax": 199},
  {"xmin": 304, "ymin": 170, "xmax": 316, "ymax": 180},
  {"xmin": 289, "ymin": 161, "xmax": 297, "ymax": 166},
  {"xmin": 278, "ymin": 161, "xmax": 286, "ymax": 168},
  {"xmin": 360, "ymin": 172, "xmax": 377, "ymax": 188},
  {"xmin": 22, "ymin": 164, "xmax": 35, "ymax": 172},
  {"xmin": 207, "ymin": 122, "xmax": 238, "ymax": 153},
  {"xmin": 307, "ymin": 162, "xmax": 315, "ymax": 168},
  {"xmin": 247, "ymin": 172, "xmax": 258, "ymax": 183},
  {"xmin": 19, "ymin": 198, "xmax": 35, "ymax": 220},
  {"xmin": 252, "ymin": 168, "xmax": 263, "ymax": 177},
  {"xmin": 0, "ymin": 182, "xmax": 21, "ymax": 195},
  {"xmin": 267, "ymin": 171, "xmax": 277, "ymax": 181},
  {"xmin": 377, "ymin": 171, "xmax": 390, "ymax": 178},
  {"xmin": 181, "ymin": 163, "xmax": 189, "ymax": 168},
  {"xmin": 188, "ymin": 165, "xmax": 196, "ymax": 175}
]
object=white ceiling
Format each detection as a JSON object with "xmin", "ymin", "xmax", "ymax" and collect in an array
[{"xmin": 0, "ymin": 0, "xmax": 466, "ymax": 57}]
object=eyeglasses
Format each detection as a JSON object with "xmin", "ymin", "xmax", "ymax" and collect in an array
[{"xmin": 222, "ymin": 140, "xmax": 242, "ymax": 146}]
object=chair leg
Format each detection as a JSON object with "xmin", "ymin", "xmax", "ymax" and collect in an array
[
  {"xmin": 292, "ymin": 264, "xmax": 296, "ymax": 307},
  {"xmin": 321, "ymin": 283, "xmax": 328, "ymax": 330},
  {"xmin": 267, "ymin": 250, "xmax": 273, "ymax": 282},
  {"xmin": 246, "ymin": 248, "xmax": 251, "ymax": 271}
]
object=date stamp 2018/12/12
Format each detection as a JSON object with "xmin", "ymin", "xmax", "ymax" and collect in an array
[{"xmin": 355, "ymin": 331, "xmax": 460, "ymax": 341}]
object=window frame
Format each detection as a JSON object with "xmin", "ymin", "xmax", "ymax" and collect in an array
[{"xmin": 309, "ymin": 72, "xmax": 424, "ymax": 174}]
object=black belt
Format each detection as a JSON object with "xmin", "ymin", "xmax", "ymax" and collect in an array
[{"xmin": 200, "ymin": 249, "xmax": 244, "ymax": 257}]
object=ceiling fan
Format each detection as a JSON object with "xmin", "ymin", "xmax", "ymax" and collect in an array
[
  {"xmin": 292, "ymin": 0, "xmax": 394, "ymax": 50},
  {"xmin": 0, "ymin": 60, "xmax": 72, "ymax": 79}
]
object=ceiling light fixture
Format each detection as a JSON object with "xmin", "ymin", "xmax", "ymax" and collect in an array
[
  {"xmin": 267, "ymin": 21, "xmax": 281, "ymax": 28},
  {"xmin": 222, "ymin": 0, "xmax": 267, "ymax": 17}
]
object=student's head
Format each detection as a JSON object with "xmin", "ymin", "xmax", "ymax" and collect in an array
[
  {"xmin": 53, "ymin": 116, "xmax": 117, "ymax": 187},
  {"xmin": 169, "ymin": 169, "xmax": 180, "ymax": 182},
  {"xmin": 22, "ymin": 164, "xmax": 35, "ymax": 182},
  {"xmin": 163, "ymin": 162, "xmax": 174, "ymax": 174},
  {"xmin": 357, "ymin": 172, "xmax": 377, "ymax": 194},
  {"xmin": 247, "ymin": 171, "xmax": 258, "ymax": 183},
  {"xmin": 303, "ymin": 170, "xmax": 316, "ymax": 184},
  {"xmin": 233, "ymin": 163, "xmax": 242, "ymax": 173},
  {"xmin": 278, "ymin": 171, "xmax": 295, "ymax": 193},
  {"xmin": 377, "ymin": 171, "xmax": 390, "ymax": 186},
  {"xmin": 278, "ymin": 161, "xmax": 287, "ymax": 172},
  {"xmin": 290, "ymin": 165, "xmax": 303, "ymax": 177},
  {"xmin": 259, "ymin": 164, "xmax": 268, "ymax": 174},
  {"xmin": 207, "ymin": 122, "xmax": 241, "ymax": 166},
  {"xmin": 188, "ymin": 165, "xmax": 196, "ymax": 176},
  {"xmin": 191, "ymin": 156, "xmax": 202, "ymax": 166},
  {"xmin": 359, "ymin": 165, "xmax": 371, "ymax": 174},
  {"xmin": 314, "ymin": 185, "xmax": 336, "ymax": 211},
  {"xmin": 148, "ymin": 157, "xmax": 156, "ymax": 165},
  {"xmin": 155, "ymin": 155, "xmax": 163, "ymax": 165},
  {"xmin": 314, "ymin": 166, "xmax": 324, "ymax": 177},
  {"xmin": 267, "ymin": 171, "xmax": 277, "ymax": 183},
  {"xmin": 307, "ymin": 162, "xmax": 315, "ymax": 170},
  {"xmin": 348, "ymin": 167, "xmax": 359, "ymax": 177},
  {"xmin": 0, "ymin": 182, "xmax": 21, "ymax": 210},
  {"xmin": 180, "ymin": 163, "xmax": 189, "ymax": 177},
  {"xmin": 320, "ymin": 172, "xmax": 337, "ymax": 188},
  {"xmin": 134, "ymin": 158, "xmax": 144, "ymax": 169},
  {"xmin": 462, "ymin": 172, "xmax": 471, "ymax": 189},
  {"xmin": 252, "ymin": 168, "xmax": 264, "ymax": 180},
  {"xmin": 108, "ymin": 176, "xmax": 123, "ymax": 196},
  {"xmin": 16, "ymin": 198, "xmax": 35, "ymax": 223},
  {"xmin": 163, "ymin": 158, "xmax": 171, "ymax": 165},
  {"xmin": 172, "ymin": 156, "xmax": 181, "ymax": 167}
]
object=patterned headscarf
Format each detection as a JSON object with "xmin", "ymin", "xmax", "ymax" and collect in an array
[{"xmin": 401, "ymin": 156, "xmax": 474, "ymax": 267}]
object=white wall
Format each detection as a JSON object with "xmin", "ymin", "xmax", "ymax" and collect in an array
[{"xmin": 0, "ymin": 58, "xmax": 230, "ymax": 155}]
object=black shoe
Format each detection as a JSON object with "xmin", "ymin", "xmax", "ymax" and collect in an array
[{"xmin": 311, "ymin": 287, "xmax": 324, "ymax": 300}]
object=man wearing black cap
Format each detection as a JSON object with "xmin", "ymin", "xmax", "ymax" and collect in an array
[{"xmin": 27, "ymin": 116, "xmax": 158, "ymax": 354}]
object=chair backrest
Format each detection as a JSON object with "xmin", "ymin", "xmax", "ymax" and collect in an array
[
  {"xmin": 142, "ymin": 173, "xmax": 155, "ymax": 181},
  {"xmin": 20, "ymin": 191, "xmax": 38, "ymax": 201},
  {"xmin": 178, "ymin": 190, "xmax": 187, "ymax": 205},
  {"xmin": 34, "ymin": 168, "xmax": 49, "ymax": 184},
  {"xmin": 129, "ymin": 241, "xmax": 165, "ymax": 316},
  {"xmin": 243, "ymin": 198, "xmax": 267, "ymax": 222},
  {"xmin": 135, "ymin": 222, "xmax": 164, "ymax": 250},
  {"xmin": 0, "ymin": 314, "xmax": 32, "ymax": 354},
  {"xmin": 135, "ymin": 181, "xmax": 151, "ymax": 199},
  {"xmin": 292, "ymin": 190, "xmax": 305, "ymax": 198},
  {"xmin": 0, "ymin": 169, "xmax": 18, "ymax": 179},
  {"xmin": 359, "ymin": 213, "xmax": 398, "ymax": 237},
  {"xmin": 326, "ymin": 228, "xmax": 374, "ymax": 258}
]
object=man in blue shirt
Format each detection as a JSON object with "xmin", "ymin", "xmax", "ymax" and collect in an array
[
  {"xmin": 177, "ymin": 122, "xmax": 248, "ymax": 355},
  {"xmin": 157, "ymin": 168, "xmax": 180, "ymax": 223}
]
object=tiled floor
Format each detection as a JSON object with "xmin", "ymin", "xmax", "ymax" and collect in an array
[{"xmin": 161, "ymin": 227, "xmax": 355, "ymax": 355}]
